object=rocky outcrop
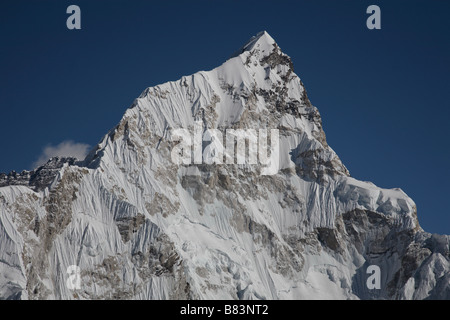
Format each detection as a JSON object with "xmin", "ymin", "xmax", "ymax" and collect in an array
[{"xmin": 0, "ymin": 157, "xmax": 78, "ymax": 192}]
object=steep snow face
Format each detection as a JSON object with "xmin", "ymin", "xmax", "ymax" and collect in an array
[{"xmin": 0, "ymin": 31, "xmax": 449, "ymax": 300}]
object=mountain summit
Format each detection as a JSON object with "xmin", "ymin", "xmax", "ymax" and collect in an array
[{"xmin": 0, "ymin": 32, "xmax": 448, "ymax": 300}]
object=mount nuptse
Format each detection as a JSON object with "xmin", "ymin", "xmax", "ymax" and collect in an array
[{"xmin": 1, "ymin": 31, "xmax": 449, "ymax": 300}]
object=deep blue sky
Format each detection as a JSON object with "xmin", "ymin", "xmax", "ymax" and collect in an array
[{"xmin": 1, "ymin": 1, "xmax": 449, "ymax": 234}]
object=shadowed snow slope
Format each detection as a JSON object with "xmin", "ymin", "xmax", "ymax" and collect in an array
[{"xmin": 0, "ymin": 31, "xmax": 449, "ymax": 300}]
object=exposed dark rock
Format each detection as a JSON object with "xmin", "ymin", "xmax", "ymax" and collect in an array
[{"xmin": 0, "ymin": 157, "xmax": 80, "ymax": 192}]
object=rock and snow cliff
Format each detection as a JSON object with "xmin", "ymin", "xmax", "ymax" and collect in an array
[{"xmin": 0, "ymin": 31, "xmax": 448, "ymax": 300}]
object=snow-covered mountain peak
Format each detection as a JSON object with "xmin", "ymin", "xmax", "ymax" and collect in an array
[
  {"xmin": 230, "ymin": 30, "xmax": 276, "ymax": 58},
  {"xmin": 0, "ymin": 32, "xmax": 448, "ymax": 300},
  {"xmin": 90, "ymin": 31, "xmax": 319, "ymax": 165}
]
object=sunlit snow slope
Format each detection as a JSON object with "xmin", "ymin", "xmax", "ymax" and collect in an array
[{"xmin": 0, "ymin": 31, "xmax": 449, "ymax": 300}]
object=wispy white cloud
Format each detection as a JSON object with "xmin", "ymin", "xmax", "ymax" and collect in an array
[{"xmin": 31, "ymin": 140, "xmax": 90, "ymax": 169}]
